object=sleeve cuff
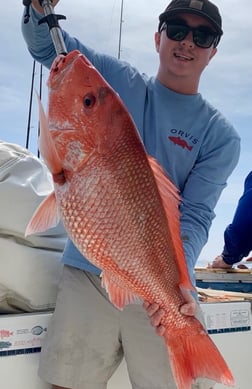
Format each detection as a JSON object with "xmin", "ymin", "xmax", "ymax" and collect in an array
[{"xmin": 221, "ymin": 248, "xmax": 244, "ymax": 265}]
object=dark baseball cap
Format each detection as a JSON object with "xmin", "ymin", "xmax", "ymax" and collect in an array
[{"xmin": 158, "ymin": 0, "xmax": 223, "ymax": 36}]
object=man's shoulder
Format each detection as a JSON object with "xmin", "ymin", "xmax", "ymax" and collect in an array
[{"xmin": 202, "ymin": 100, "xmax": 239, "ymax": 138}]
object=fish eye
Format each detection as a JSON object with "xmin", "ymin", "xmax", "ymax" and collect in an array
[{"xmin": 83, "ymin": 93, "xmax": 96, "ymax": 108}]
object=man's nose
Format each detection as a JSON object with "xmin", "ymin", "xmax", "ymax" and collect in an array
[{"xmin": 180, "ymin": 32, "xmax": 195, "ymax": 48}]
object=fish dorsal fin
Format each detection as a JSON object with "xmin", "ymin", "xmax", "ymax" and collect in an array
[
  {"xmin": 148, "ymin": 156, "xmax": 194, "ymax": 291},
  {"xmin": 25, "ymin": 192, "xmax": 60, "ymax": 236},
  {"xmin": 101, "ymin": 271, "xmax": 142, "ymax": 310}
]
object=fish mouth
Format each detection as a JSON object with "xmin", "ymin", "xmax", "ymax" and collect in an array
[{"xmin": 48, "ymin": 50, "xmax": 94, "ymax": 89}]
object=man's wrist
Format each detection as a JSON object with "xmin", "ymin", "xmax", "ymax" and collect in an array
[
  {"xmin": 221, "ymin": 250, "xmax": 240, "ymax": 265},
  {"xmin": 31, "ymin": 1, "xmax": 44, "ymax": 14}
]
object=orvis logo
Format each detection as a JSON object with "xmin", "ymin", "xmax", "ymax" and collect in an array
[{"xmin": 168, "ymin": 129, "xmax": 198, "ymax": 151}]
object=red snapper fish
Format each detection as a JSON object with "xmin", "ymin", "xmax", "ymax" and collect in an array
[{"xmin": 26, "ymin": 50, "xmax": 234, "ymax": 389}]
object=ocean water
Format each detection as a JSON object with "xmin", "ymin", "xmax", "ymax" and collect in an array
[{"xmin": 196, "ymin": 259, "xmax": 208, "ymax": 268}]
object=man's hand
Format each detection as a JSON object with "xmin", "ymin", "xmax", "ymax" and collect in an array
[
  {"xmin": 143, "ymin": 302, "xmax": 166, "ymax": 336},
  {"xmin": 209, "ymin": 255, "xmax": 232, "ymax": 269},
  {"xmin": 143, "ymin": 293, "xmax": 196, "ymax": 337},
  {"xmin": 31, "ymin": 0, "xmax": 60, "ymax": 14}
]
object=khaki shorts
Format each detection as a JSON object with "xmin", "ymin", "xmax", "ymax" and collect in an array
[{"xmin": 38, "ymin": 266, "xmax": 214, "ymax": 389}]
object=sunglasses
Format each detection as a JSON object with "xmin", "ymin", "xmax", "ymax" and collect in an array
[{"xmin": 160, "ymin": 21, "xmax": 219, "ymax": 48}]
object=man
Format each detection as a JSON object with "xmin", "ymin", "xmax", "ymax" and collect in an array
[
  {"xmin": 22, "ymin": 1, "xmax": 240, "ymax": 388},
  {"xmin": 211, "ymin": 171, "xmax": 252, "ymax": 269}
]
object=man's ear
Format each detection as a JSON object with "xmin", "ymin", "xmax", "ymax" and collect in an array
[
  {"xmin": 208, "ymin": 47, "xmax": 217, "ymax": 63},
  {"xmin": 155, "ymin": 32, "xmax": 161, "ymax": 53}
]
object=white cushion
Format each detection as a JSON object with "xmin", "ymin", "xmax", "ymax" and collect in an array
[{"xmin": 0, "ymin": 141, "xmax": 67, "ymax": 313}]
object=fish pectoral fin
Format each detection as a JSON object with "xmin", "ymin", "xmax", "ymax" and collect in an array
[
  {"xmin": 148, "ymin": 156, "xmax": 194, "ymax": 292},
  {"xmin": 101, "ymin": 271, "xmax": 142, "ymax": 310},
  {"xmin": 25, "ymin": 192, "xmax": 60, "ymax": 236},
  {"xmin": 37, "ymin": 92, "xmax": 62, "ymax": 175}
]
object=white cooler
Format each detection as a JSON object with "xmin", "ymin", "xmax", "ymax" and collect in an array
[{"xmin": 0, "ymin": 301, "xmax": 251, "ymax": 389}]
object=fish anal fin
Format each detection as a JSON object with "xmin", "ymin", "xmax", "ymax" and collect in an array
[
  {"xmin": 148, "ymin": 156, "xmax": 194, "ymax": 292},
  {"xmin": 164, "ymin": 321, "xmax": 235, "ymax": 389},
  {"xmin": 25, "ymin": 192, "xmax": 59, "ymax": 236},
  {"xmin": 101, "ymin": 271, "xmax": 142, "ymax": 310}
]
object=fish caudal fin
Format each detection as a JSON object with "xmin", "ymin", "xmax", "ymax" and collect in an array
[
  {"xmin": 164, "ymin": 323, "xmax": 235, "ymax": 389},
  {"xmin": 25, "ymin": 192, "xmax": 60, "ymax": 236}
]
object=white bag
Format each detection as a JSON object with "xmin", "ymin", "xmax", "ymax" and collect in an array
[{"xmin": 0, "ymin": 141, "xmax": 67, "ymax": 313}]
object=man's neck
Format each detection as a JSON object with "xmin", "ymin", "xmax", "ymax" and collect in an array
[{"xmin": 156, "ymin": 71, "xmax": 199, "ymax": 95}]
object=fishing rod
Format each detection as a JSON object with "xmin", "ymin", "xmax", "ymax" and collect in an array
[
  {"xmin": 38, "ymin": 0, "xmax": 67, "ymax": 55},
  {"xmin": 22, "ymin": 0, "xmax": 67, "ymax": 153},
  {"xmin": 22, "ymin": 0, "xmax": 67, "ymax": 55},
  {"xmin": 117, "ymin": 0, "xmax": 124, "ymax": 60},
  {"xmin": 25, "ymin": 59, "xmax": 35, "ymax": 150},
  {"xmin": 25, "ymin": 60, "xmax": 43, "ymax": 157}
]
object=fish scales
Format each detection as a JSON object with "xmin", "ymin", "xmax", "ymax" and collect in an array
[
  {"xmin": 56, "ymin": 129, "xmax": 180, "ymax": 309},
  {"xmin": 26, "ymin": 50, "xmax": 234, "ymax": 389}
]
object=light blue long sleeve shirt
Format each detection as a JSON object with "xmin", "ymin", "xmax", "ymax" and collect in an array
[{"xmin": 22, "ymin": 9, "xmax": 240, "ymax": 285}]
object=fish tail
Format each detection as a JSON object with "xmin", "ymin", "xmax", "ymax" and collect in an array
[{"xmin": 164, "ymin": 323, "xmax": 235, "ymax": 389}]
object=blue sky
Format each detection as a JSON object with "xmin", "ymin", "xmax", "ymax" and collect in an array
[{"xmin": 1, "ymin": 1, "xmax": 252, "ymax": 265}]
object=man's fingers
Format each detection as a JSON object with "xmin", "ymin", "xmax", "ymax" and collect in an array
[
  {"xmin": 149, "ymin": 308, "xmax": 165, "ymax": 326},
  {"xmin": 156, "ymin": 325, "xmax": 166, "ymax": 336},
  {"xmin": 179, "ymin": 286, "xmax": 197, "ymax": 316},
  {"xmin": 180, "ymin": 302, "xmax": 195, "ymax": 316},
  {"xmin": 143, "ymin": 301, "xmax": 165, "ymax": 336},
  {"xmin": 145, "ymin": 302, "xmax": 160, "ymax": 317},
  {"xmin": 142, "ymin": 301, "xmax": 150, "ymax": 310}
]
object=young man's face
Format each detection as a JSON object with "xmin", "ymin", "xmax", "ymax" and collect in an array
[{"xmin": 155, "ymin": 13, "xmax": 217, "ymax": 82}]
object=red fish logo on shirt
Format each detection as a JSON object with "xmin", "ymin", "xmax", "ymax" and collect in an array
[{"xmin": 168, "ymin": 136, "xmax": 193, "ymax": 151}]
